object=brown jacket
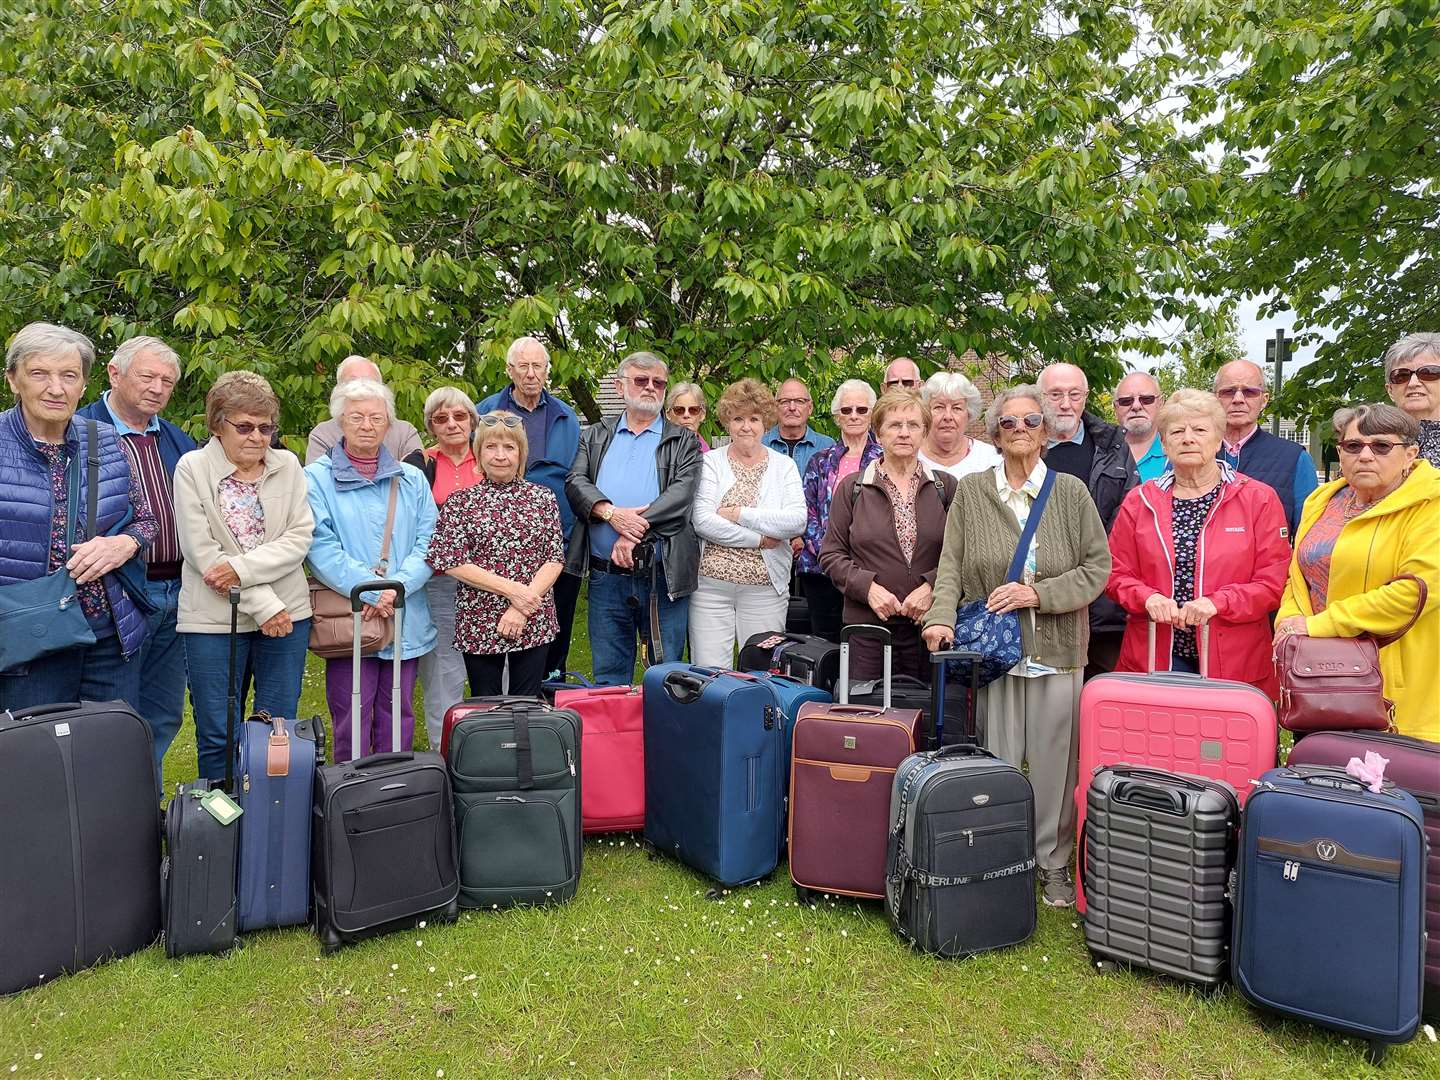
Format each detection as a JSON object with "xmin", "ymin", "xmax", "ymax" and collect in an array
[{"xmin": 820, "ymin": 460, "xmax": 957, "ymax": 626}]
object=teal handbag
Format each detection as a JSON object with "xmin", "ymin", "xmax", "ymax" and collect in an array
[{"xmin": 0, "ymin": 420, "xmax": 99, "ymax": 671}]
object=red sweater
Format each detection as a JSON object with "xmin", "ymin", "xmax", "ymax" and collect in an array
[{"xmin": 1106, "ymin": 473, "xmax": 1290, "ymax": 696}]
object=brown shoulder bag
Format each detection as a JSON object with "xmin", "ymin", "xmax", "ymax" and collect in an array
[{"xmin": 307, "ymin": 478, "xmax": 400, "ymax": 659}]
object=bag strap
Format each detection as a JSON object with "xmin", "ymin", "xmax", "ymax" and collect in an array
[
  {"xmin": 373, "ymin": 477, "xmax": 400, "ymax": 573},
  {"xmin": 1004, "ymin": 468, "xmax": 1056, "ymax": 583},
  {"xmin": 84, "ymin": 419, "xmax": 99, "ymax": 542},
  {"xmin": 1370, "ymin": 573, "xmax": 1429, "ymax": 649},
  {"xmin": 61, "ymin": 432, "xmax": 82, "ymax": 553}
]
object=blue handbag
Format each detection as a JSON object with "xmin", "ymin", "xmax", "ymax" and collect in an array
[
  {"xmin": 949, "ymin": 469, "xmax": 1056, "ymax": 688},
  {"xmin": 0, "ymin": 420, "xmax": 100, "ymax": 672}
]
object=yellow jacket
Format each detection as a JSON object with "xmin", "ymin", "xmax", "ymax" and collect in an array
[{"xmin": 1278, "ymin": 459, "xmax": 1440, "ymax": 740}]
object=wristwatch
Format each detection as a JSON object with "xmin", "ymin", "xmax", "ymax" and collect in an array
[{"xmin": 600, "ymin": 505, "xmax": 614, "ymax": 523}]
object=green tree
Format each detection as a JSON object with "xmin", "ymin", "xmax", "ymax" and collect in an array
[
  {"xmin": 2, "ymin": 0, "xmax": 1224, "ymax": 438},
  {"xmin": 1152, "ymin": 305, "xmax": 1246, "ymax": 398}
]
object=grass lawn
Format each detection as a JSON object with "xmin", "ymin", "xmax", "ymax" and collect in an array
[{"xmin": 2, "ymin": 592, "xmax": 1436, "ymax": 1076}]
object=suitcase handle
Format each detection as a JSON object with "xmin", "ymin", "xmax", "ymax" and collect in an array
[
  {"xmin": 839, "ymin": 623, "xmax": 892, "ymax": 708},
  {"xmin": 929, "ymin": 649, "xmax": 984, "ymax": 749},
  {"xmin": 662, "ymin": 670, "xmax": 708, "ymax": 704},
  {"xmin": 931, "ymin": 743, "xmax": 995, "ymax": 761},
  {"xmin": 1105, "ymin": 765, "xmax": 1212, "ymax": 794},
  {"xmin": 1113, "ymin": 779, "xmax": 1187, "ymax": 815},
  {"xmin": 1146, "ymin": 619, "xmax": 1210, "ymax": 677},
  {"xmin": 349, "ymin": 751, "xmax": 414, "ymax": 770},
  {"xmin": 822, "ymin": 704, "xmax": 891, "ymax": 716}
]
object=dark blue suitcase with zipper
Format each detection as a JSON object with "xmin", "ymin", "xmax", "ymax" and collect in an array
[
  {"xmin": 742, "ymin": 671, "xmax": 831, "ymax": 792},
  {"xmin": 1232, "ymin": 765, "xmax": 1427, "ymax": 1062},
  {"xmin": 642, "ymin": 664, "xmax": 786, "ymax": 887}
]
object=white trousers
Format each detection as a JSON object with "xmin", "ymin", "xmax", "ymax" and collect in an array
[
  {"xmin": 417, "ymin": 574, "xmax": 467, "ymax": 749},
  {"xmin": 688, "ymin": 575, "xmax": 789, "ymax": 669}
]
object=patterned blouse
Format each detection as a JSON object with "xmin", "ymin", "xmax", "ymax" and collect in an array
[
  {"xmin": 1296, "ymin": 487, "xmax": 1371, "ymax": 613},
  {"xmin": 877, "ymin": 465, "xmax": 922, "ymax": 566},
  {"xmin": 1419, "ymin": 419, "xmax": 1440, "ymax": 469},
  {"xmin": 698, "ymin": 456, "xmax": 770, "ymax": 586},
  {"xmin": 1170, "ymin": 485, "xmax": 1222, "ymax": 661},
  {"xmin": 218, "ymin": 476, "xmax": 266, "ymax": 553},
  {"xmin": 798, "ymin": 435, "xmax": 882, "ymax": 574},
  {"xmin": 35, "ymin": 438, "xmax": 157, "ymax": 627},
  {"xmin": 426, "ymin": 478, "xmax": 565, "ymax": 655}
]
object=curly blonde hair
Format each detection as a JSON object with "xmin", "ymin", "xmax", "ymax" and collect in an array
[
  {"xmin": 715, "ymin": 378, "xmax": 779, "ymax": 428},
  {"xmin": 205, "ymin": 371, "xmax": 279, "ymax": 435}
]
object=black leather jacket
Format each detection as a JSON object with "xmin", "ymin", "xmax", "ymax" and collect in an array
[
  {"xmin": 564, "ymin": 415, "xmax": 702, "ymax": 597},
  {"xmin": 1078, "ymin": 412, "xmax": 1139, "ymax": 635}
]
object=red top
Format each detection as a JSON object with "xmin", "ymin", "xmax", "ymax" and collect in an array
[{"xmin": 425, "ymin": 446, "xmax": 484, "ymax": 506}]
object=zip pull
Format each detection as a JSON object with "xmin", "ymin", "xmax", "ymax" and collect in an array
[
  {"xmin": 566, "ymin": 749, "xmax": 576, "ymax": 777},
  {"xmin": 964, "ymin": 829, "xmax": 974, "ymax": 847},
  {"xmin": 496, "ymin": 795, "xmax": 526, "ymax": 803}
]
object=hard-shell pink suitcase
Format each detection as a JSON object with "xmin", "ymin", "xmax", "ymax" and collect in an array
[
  {"xmin": 1075, "ymin": 624, "xmax": 1277, "ymax": 913},
  {"xmin": 554, "ymin": 683, "xmax": 645, "ymax": 834}
]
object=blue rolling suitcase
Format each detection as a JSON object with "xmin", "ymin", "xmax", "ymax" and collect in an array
[
  {"xmin": 1232, "ymin": 765, "xmax": 1427, "ymax": 1062},
  {"xmin": 743, "ymin": 671, "xmax": 831, "ymax": 786},
  {"xmin": 642, "ymin": 664, "xmax": 786, "ymax": 887}
]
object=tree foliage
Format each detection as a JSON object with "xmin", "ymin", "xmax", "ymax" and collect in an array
[
  {"xmin": 1152, "ymin": 304, "xmax": 1245, "ymax": 398},
  {"xmin": 1, "ymin": 0, "xmax": 1223, "ymax": 438}
]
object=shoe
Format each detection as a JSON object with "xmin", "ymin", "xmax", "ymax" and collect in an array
[{"xmin": 1039, "ymin": 867, "xmax": 1075, "ymax": 908}]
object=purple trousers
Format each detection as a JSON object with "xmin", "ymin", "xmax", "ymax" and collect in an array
[{"xmin": 325, "ymin": 655, "xmax": 420, "ymax": 762}]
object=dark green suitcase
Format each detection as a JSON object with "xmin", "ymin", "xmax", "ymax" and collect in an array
[{"xmin": 443, "ymin": 697, "xmax": 582, "ymax": 909}]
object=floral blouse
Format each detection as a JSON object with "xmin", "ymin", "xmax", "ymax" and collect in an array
[
  {"xmin": 1296, "ymin": 486, "xmax": 1371, "ymax": 613},
  {"xmin": 1170, "ymin": 485, "xmax": 1222, "ymax": 661},
  {"xmin": 798, "ymin": 435, "xmax": 882, "ymax": 574},
  {"xmin": 218, "ymin": 476, "xmax": 266, "ymax": 553},
  {"xmin": 877, "ymin": 465, "xmax": 922, "ymax": 566},
  {"xmin": 426, "ymin": 478, "xmax": 565, "ymax": 655},
  {"xmin": 698, "ymin": 457, "xmax": 770, "ymax": 586},
  {"xmin": 1419, "ymin": 419, "xmax": 1440, "ymax": 469}
]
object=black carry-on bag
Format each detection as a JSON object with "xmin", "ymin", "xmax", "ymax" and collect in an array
[{"xmin": 312, "ymin": 579, "xmax": 460, "ymax": 952}]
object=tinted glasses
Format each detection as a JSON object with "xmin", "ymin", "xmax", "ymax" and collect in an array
[
  {"xmin": 477, "ymin": 412, "xmax": 523, "ymax": 429},
  {"xmin": 836, "ymin": 405, "xmax": 871, "ymax": 417},
  {"xmin": 1387, "ymin": 365, "xmax": 1440, "ymax": 384},
  {"xmin": 224, "ymin": 417, "xmax": 277, "ymax": 437},
  {"xmin": 998, "ymin": 412, "xmax": 1044, "ymax": 431},
  {"xmin": 1216, "ymin": 384, "xmax": 1265, "ymax": 400},
  {"xmin": 1337, "ymin": 438, "xmax": 1413, "ymax": 457},
  {"xmin": 1114, "ymin": 394, "xmax": 1158, "ymax": 408}
]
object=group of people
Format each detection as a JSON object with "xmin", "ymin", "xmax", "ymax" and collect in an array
[{"xmin": 4, "ymin": 320, "xmax": 1438, "ymax": 909}]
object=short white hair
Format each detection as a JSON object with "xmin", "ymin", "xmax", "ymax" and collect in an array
[
  {"xmin": 112, "ymin": 335, "xmax": 181, "ymax": 378},
  {"xmin": 506, "ymin": 336, "xmax": 550, "ymax": 368},
  {"xmin": 1037, "ymin": 363, "xmax": 1089, "ymax": 392},
  {"xmin": 5, "ymin": 322, "xmax": 95, "ymax": 377},
  {"xmin": 617, "ymin": 350, "xmax": 667, "ymax": 380},
  {"xmin": 830, "ymin": 379, "xmax": 877, "ymax": 413},
  {"xmin": 336, "ymin": 354, "xmax": 381, "ymax": 384},
  {"xmin": 329, "ymin": 377, "xmax": 396, "ymax": 422},
  {"xmin": 921, "ymin": 371, "xmax": 982, "ymax": 420},
  {"xmin": 423, "ymin": 385, "xmax": 477, "ymax": 432},
  {"xmin": 1112, "ymin": 369, "xmax": 1160, "ymax": 397}
]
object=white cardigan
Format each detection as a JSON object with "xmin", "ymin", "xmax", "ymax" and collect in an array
[{"xmin": 692, "ymin": 446, "xmax": 806, "ymax": 596}]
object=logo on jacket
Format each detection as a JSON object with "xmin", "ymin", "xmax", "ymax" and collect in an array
[
  {"xmin": 1316, "ymin": 840, "xmax": 1337, "ymax": 862},
  {"xmin": 1224, "ymin": 526, "xmax": 1246, "ymax": 533}
]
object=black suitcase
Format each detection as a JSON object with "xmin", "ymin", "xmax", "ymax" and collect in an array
[
  {"xmin": 312, "ymin": 580, "xmax": 460, "ymax": 952},
  {"xmin": 0, "ymin": 701, "xmax": 162, "ymax": 994},
  {"xmin": 445, "ymin": 698, "xmax": 583, "ymax": 909},
  {"xmin": 1081, "ymin": 767, "xmax": 1238, "ymax": 989},
  {"xmin": 737, "ymin": 631, "xmax": 841, "ymax": 693},
  {"xmin": 848, "ymin": 649, "xmax": 983, "ymax": 748}
]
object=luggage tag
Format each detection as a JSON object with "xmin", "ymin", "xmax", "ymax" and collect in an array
[{"xmin": 199, "ymin": 788, "xmax": 243, "ymax": 826}]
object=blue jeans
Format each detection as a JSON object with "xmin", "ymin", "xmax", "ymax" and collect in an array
[
  {"xmin": 587, "ymin": 566, "xmax": 690, "ymax": 686},
  {"xmin": 137, "ymin": 577, "xmax": 187, "ymax": 772},
  {"xmin": 183, "ymin": 619, "xmax": 311, "ymax": 783},
  {"xmin": 0, "ymin": 631, "xmax": 141, "ymax": 715}
]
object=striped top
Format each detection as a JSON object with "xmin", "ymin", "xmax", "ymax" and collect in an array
[{"xmin": 120, "ymin": 432, "xmax": 181, "ymax": 566}]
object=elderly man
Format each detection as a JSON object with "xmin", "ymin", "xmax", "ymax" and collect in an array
[
  {"xmin": 882, "ymin": 356, "xmax": 923, "ymax": 391},
  {"xmin": 477, "ymin": 336, "xmax": 582, "ymax": 677},
  {"xmin": 1213, "ymin": 359, "xmax": 1318, "ymax": 536},
  {"xmin": 77, "ymin": 336, "xmax": 197, "ymax": 768},
  {"xmin": 305, "ymin": 355, "xmax": 423, "ymax": 466},
  {"xmin": 566, "ymin": 351, "xmax": 700, "ymax": 685},
  {"xmin": 1113, "ymin": 370, "xmax": 1168, "ymax": 482},
  {"xmin": 762, "ymin": 377, "xmax": 835, "ymax": 481},
  {"xmin": 1038, "ymin": 361, "xmax": 1137, "ymax": 678},
  {"xmin": 1383, "ymin": 332, "xmax": 1440, "ymax": 467}
]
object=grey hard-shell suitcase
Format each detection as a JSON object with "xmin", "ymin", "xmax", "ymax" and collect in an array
[{"xmin": 1081, "ymin": 766, "xmax": 1239, "ymax": 988}]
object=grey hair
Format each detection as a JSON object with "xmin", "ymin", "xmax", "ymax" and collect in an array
[
  {"xmin": 506, "ymin": 336, "xmax": 550, "ymax": 368},
  {"xmin": 5, "ymin": 322, "xmax": 96, "ymax": 378},
  {"xmin": 921, "ymin": 371, "xmax": 982, "ymax": 421},
  {"xmin": 1037, "ymin": 363, "xmax": 1088, "ymax": 392},
  {"xmin": 666, "ymin": 381, "xmax": 705, "ymax": 411},
  {"xmin": 1112, "ymin": 369, "xmax": 1160, "ymax": 397},
  {"xmin": 617, "ymin": 350, "xmax": 667, "ymax": 380},
  {"xmin": 112, "ymin": 335, "xmax": 181, "ymax": 378},
  {"xmin": 1382, "ymin": 332, "xmax": 1440, "ymax": 374},
  {"xmin": 1332, "ymin": 403, "xmax": 1420, "ymax": 443},
  {"xmin": 329, "ymin": 377, "xmax": 396, "ymax": 422},
  {"xmin": 336, "ymin": 354, "xmax": 381, "ymax": 384},
  {"xmin": 422, "ymin": 385, "xmax": 477, "ymax": 432},
  {"xmin": 984, "ymin": 384, "xmax": 1046, "ymax": 440},
  {"xmin": 830, "ymin": 378, "xmax": 877, "ymax": 413}
]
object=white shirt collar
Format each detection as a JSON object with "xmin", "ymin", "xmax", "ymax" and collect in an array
[{"xmin": 993, "ymin": 458, "xmax": 1047, "ymax": 498}]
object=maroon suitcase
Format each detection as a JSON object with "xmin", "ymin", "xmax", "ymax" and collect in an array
[
  {"xmin": 788, "ymin": 625, "xmax": 922, "ymax": 902},
  {"xmin": 1287, "ymin": 730, "xmax": 1440, "ymax": 1017}
]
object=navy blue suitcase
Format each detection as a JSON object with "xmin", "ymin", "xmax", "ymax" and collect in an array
[
  {"xmin": 642, "ymin": 664, "xmax": 786, "ymax": 887},
  {"xmin": 1232, "ymin": 765, "xmax": 1427, "ymax": 1062},
  {"xmin": 742, "ymin": 671, "xmax": 831, "ymax": 792}
]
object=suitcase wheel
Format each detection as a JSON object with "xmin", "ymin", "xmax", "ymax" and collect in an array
[
  {"xmin": 1365, "ymin": 1042, "xmax": 1386, "ymax": 1066},
  {"xmin": 794, "ymin": 886, "xmax": 818, "ymax": 907},
  {"xmin": 439, "ymin": 897, "xmax": 460, "ymax": 923},
  {"xmin": 318, "ymin": 922, "xmax": 343, "ymax": 954},
  {"xmin": 641, "ymin": 839, "xmax": 661, "ymax": 861}
]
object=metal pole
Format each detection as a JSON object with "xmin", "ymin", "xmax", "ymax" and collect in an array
[{"xmin": 1269, "ymin": 328, "xmax": 1287, "ymax": 436}]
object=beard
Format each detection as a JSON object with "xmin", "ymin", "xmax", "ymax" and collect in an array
[
  {"xmin": 1044, "ymin": 406, "xmax": 1079, "ymax": 438},
  {"xmin": 622, "ymin": 388, "xmax": 663, "ymax": 416},
  {"xmin": 1121, "ymin": 415, "xmax": 1154, "ymax": 437}
]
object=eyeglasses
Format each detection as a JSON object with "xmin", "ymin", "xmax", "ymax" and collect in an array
[
  {"xmin": 778, "ymin": 397, "xmax": 811, "ymax": 408},
  {"xmin": 1387, "ymin": 365, "xmax": 1440, "ymax": 384},
  {"xmin": 343, "ymin": 412, "xmax": 388, "ymax": 428},
  {"xmin": 223, "ymin": 417, "xmax": 277, "ymax": 437},
  {"xmin": 429, "ymin": 410, "xmax": 472, "ymax": 425},
  {"xmin": 884, "ymin": 378, "xmax": 919, "ymax": 389},
  {"xmin": 477, "ymin": 412, "xmax": 523, "ymax": 429},
  {"xmin": 628, "ymin": 375, "xmax": 668, "ymax": 390},
  {"xmin": 1216, "ymin": 385, "xmax": 1266, "ymax": 400},
  {"xmin": 836, "ymin": 405, "xmax": 871, "ymax": 417},
  {"xmin": 1337, "ymin": 438, "xmax": 1413, "ymax": 457},
  {"xmin": 998, "ymin": 412, "xmax": 1044, "ymax": 431},
  {"xmin": 509, "ymin": 363, "xmax": 546, "ymax": 375},
  {"xmin": 1114, "ymin": 394, "xmax": 1158, "ymax": 408},
  {"xmin": 1044, "ymin": 389, "xmax": 1086, "ymax": 403},
  {"xmin": 670, "ymin": 405, "xmax": 704, "ymax": 417}
]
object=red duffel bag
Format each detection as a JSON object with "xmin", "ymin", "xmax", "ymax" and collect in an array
[{"xmin": 554, "ymin": 683, "xmax": 645, "ymax": 834}]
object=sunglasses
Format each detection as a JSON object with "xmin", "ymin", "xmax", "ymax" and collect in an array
[
  {"xmin": 224, "ymin": 417, "xmax": 277, "ymax": 437},
  {"xmin": 1387, "ymin": 365, "xmax": 1440, "ymax": 384},
  {"xmin": 1114, "ymin": 394, "xmax": 1158, "ymax": 408},
  {"xmin": 477, "ymin": 412, "xmax": 523, "ymax": 429},
  {"xmin": 1337, "ymin": 438, "xmax": 1413, "ymax": 457},
  {"xmin": 998, "ymin": 412, "xmax": 1044, "ymax": 431},
  {"xmin": 1217, "ymin": 385, "xmax": 1266, "ymax": 400},
  {"xmin": 884, "ymin": 378, "xmax": 919, "ymax": 389},
  {"xmin": 430, "ymin": 410, "xmax": 473, "ymax": 425},
  {"xmin": 670, "ymin": 405, "xmax": 704, "ymax": 417},
  {"xmin": 837, "ymin": 405, "xmax": 871, "ymax": 417},
  {"xmin": 629, "ymin": 375, "xmax": 668, "ymax": 390}
]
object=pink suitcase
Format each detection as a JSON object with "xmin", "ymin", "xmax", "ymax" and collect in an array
[
  {"xmin": 554, "ymin": 684, "xmax": 645, "ymax": 834},
  {"xmin": 1075, "ymin": 624, "xmax": 1277, "ymax": 913},
  {"xmin": 1288, "ymin": 730, "xmax": 1440, "ymax": 1017},
  {"xmin": 788, "ymin": 625, "xmax": 922, "ymax": 902}
]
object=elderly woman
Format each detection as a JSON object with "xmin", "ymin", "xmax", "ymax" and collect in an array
[
  {"xmin": 919, "ymin": 371, "xmax": 1000, "ymax": 479},
  {"xmin": 426, "ymin": 412, "xmax": 566, "ymax": 697},
  {"xmin": 1383, "ymin": 332, "xmax": 1440, "ymax": 467},
  {"xmin": 690, "ymin": 379, "xmax": 806, "ymax": 667},
  {"xmin": 921, "ymin": 385, "xmax": 1110, "ymax": 908},
  {"xmin": 821, "ymin": 390, "xmax": 957, "ymax": 682},
  {"xmin": 417, "ymin": 386, "xmax": 483, "ymax": 746},
  {"xmin": 798, "ymin": 378, "xmax": 882, "ymax": 639},
  {"xmin": 305, "ymin": 378, "xmax": 436, "ymax": 761},
  {"xmin": 1106, "ymin": 389, "xmax": 1290, "ymax": 691},
  {"xmin": 0, "ymin": 322, "xmax": 157, "ymax": 713},
  {"xmin": 666, "ymin": 381, "xmax": 711, "ymax": 452},
  {"xmin": 1276, "ymin": 404, "xmax": 1440, "ymax": 741},
  {"xmin": 173, "ymin": 372, "xmax": 313, "ymax": 781}
]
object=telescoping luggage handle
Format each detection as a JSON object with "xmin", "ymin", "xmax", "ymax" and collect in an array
[
  {"xmin": 226, "ymin": 587, "xmax": 241, "ymax": 794},
  {"xmin": 349, "ymin": 579, "xmax": 406, "ymax": 765},
  {"xmin": 928, "ymin": 649, "xmax": 984, "ymax": 750},
  {"xmin": 839, "ymin": 624, "xmax": 891, "ymax": 708},
  {"xmin": 1146, "ymin": 619, "xmax": 1211, "ymax": 677}
]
